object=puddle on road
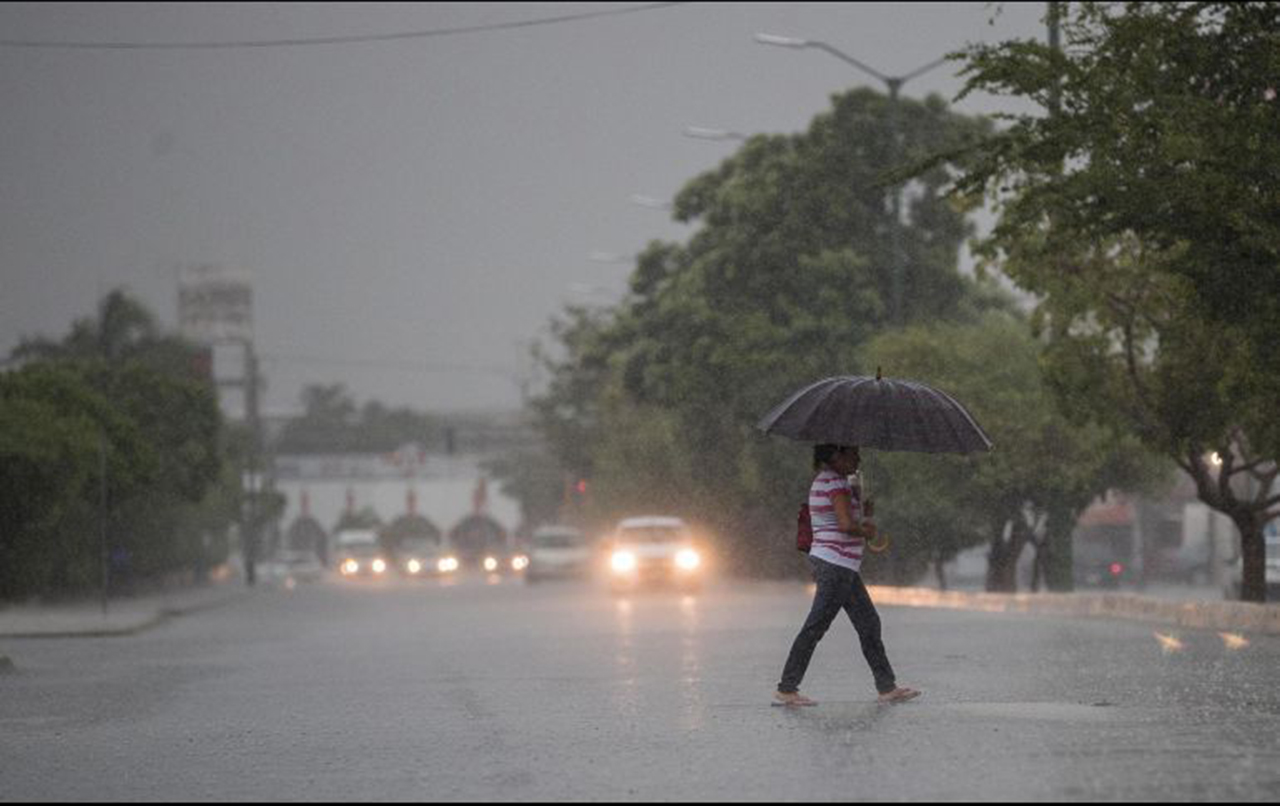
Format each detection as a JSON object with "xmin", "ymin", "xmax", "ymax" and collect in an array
[{"xmin": 940, "ymin": 702, "xmax": 1123, "ymax": 721}]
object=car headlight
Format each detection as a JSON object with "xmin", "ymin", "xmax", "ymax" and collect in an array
[
  {"xmin": 483, "ymin": 557, "xmax": 499, "ymax": 573},
  {"xmin": 675, "ymin": 549, "xmax": 701, "ymax": 571},
  {"xmin": 341, "ymin": 559, "xmax": 359, "ymax": 576},
  {"xmin": 438, "ymin": 557, "xmax": 459, "ymax": 574},
  {"xmin": 372, "ymin": 559, "xmax": 387, "ymax": 574},
  {"xmin": 611, "ymin": 550, "xmax": 638, "ymax": 574},
  {"xmin": 511, "ymin": 555, "xmax": 529, "ymax": 571},
  {"xmin": 407, "ymin": 559, "xmax": 422, "ymax": 575}
]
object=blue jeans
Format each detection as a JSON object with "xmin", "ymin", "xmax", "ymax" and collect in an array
[{"xmin": 778, "ymin": 556, "xmax": 897, "ymax": 695}]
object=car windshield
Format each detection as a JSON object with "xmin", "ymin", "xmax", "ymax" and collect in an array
[
  {"xmin": 534, "ymin": 533, "xmax": 586, "ymax": 549},
  {"xmin": 341, "ymin": 543, "xmax": 380, "ymax": 557},
  {"xmin": 617, "ymin": 526, "xmax": 687, "ymax": 544}
]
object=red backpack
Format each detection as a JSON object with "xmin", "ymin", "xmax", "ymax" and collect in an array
[{"xmin": 796, "ymin": 503, "xmax": 813, "ymax": 553}]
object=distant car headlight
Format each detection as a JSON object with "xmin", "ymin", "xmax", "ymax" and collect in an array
[
  {"xmin": 406, "ymin": 559, "xmax": 422, "ymax": 575},
  {"xmin": 675, "ymin": 549, "xmax": 701, "ymax": 571},
  {"xmin": 438, "ymin": 557, "xmax": 459, "ymax": 574},
  {"xmin": 341, "ymin": 559, "xmax": 360, "ymax": 576},
  {"xmin": 511, "ymin": 555, "xmax": 529, "ymax": 572},
  {"xmin": 483, "ymin": 557, "xmax": 499, "ymax": 572},
  {"xmin": 372, "ymin": 559, "xmax": 387, "ymax": 575},
  {"xmin": 611, "ymin": 550, "xmax": 638, "ymax": 574}
]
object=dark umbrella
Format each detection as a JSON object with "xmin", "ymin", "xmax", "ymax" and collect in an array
[{"xmin": 757, "ymin": 371, "xmax": 993, "ymax": 454}]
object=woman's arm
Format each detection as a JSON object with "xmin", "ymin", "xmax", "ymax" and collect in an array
[{"xmin": 832, "ymin": 492, "xmax": 875, "ymax": 538}]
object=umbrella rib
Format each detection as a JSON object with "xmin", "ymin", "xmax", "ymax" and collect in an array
[
  {"xmin": 940, "ymin": 387, "xmax": 989, "ymax": 452},
  {"xmin": 906, "ymin": 382, "xmax": 933, "ymax": 453}
]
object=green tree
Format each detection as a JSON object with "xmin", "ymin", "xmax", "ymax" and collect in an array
[
  {"xmin": 14, "ymin": 288, "xmax": 207, "ymax": 380},
  {"xmin": 859, "ymin": 312, "xmax": 1167, "ymax": 591},
  {"xmin": 0, "ymin": 363, "xmax": 153, "ymax": 598},
  {"xmin": 946, "ymin": 1, "xmax": 1280, "ymax": 600},
  {"xmin": 4, "ymin": 290, "xmax": 231, "ymax": 598},
  {"xmin": 531, "ymin": 87, "xmax": 1007, "ymax": 575}
]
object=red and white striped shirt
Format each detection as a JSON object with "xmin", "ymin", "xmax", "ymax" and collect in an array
[{"xmin": 808, "ymin": 469, "xmax": 864, "ymax": 572}]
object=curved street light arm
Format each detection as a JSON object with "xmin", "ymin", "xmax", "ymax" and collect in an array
[
  {"xmin": 899, "ymin": 55, "xmax": 953, "ymax": 84},
  {"xmin": 808, "ymin": 41, "xmax": 892, "ymax": 85}
]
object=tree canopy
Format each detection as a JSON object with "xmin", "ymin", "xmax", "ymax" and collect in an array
[
  {"xmin": 531, "ymin": 87, "xmax": 1012, "ymax": 575},
  {"xmin": 945, "ymin": 1, "xmax": 1280, "ymax": 599},
  {"xmin": 1, "ymin": 291, "xmax": 233, "ymax": 600}
]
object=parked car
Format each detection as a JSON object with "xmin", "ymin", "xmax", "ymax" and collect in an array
[
  {"xmin": 606, "ymin": 516, "xmax": 704, "ymax": 592},
  {"xmin": 258, "ymin": 549, "xmax": 325, "ymax": 584},
  {"xmin": 525, "ymin": 525, "xmax": 593, "ymax": 583}
]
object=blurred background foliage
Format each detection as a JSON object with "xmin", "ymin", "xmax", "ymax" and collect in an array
[{"xmin": 1, "ymin": 291, "xmax": 236, "ymax": 600}]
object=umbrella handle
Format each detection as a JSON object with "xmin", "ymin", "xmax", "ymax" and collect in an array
[{"xmin": 867, "ymin": 533, "xmax": 890, "ymax": 553}]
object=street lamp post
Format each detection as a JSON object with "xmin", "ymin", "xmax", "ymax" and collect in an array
[{"xmin": 755, "ymin": 33, "xmax": 950, "ymax": 325}]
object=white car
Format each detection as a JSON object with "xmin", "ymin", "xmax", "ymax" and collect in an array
[
  {"xmin": 525, "ymin": 525, "xmax": 593, "ymax": 583},
  {"xmin": 334, "ymin": 530, "xmax": 390, "ymax": 579},
  {"xmin": 395, "ymin": 536, "xmax": 456, "ymax": 579},
  {"xmin": 606, "ymin": 516, "xmax": 705, "ymax": 591},
  {"xmin": 258, "ymin": 549, "xmax": 325, "ymax": 584}
]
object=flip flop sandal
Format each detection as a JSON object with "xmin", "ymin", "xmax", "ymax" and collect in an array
[
  {"xmin": 772, "ymin": 693, "xmax": 818, "ymax": 707},
  {"xmin": 879, "ymin": 688, "xmax": 922, "ymax": 704}
]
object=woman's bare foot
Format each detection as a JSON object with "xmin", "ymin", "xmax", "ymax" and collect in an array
[
  {"xmin": 877, "ymin": 687, "xmax": 922, "ymax": 704},
  {"xmin": 773, "ymin": 690, "xmax": 818, "ymax": 707}
]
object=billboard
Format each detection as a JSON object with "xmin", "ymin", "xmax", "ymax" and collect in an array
[{"xmin": 178, "ymin": 264, "xmax": 253, "ymax": 344}]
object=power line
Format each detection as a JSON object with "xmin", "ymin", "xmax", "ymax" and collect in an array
[{"xmin": 0, "ymin": 3, "xmax": 690, "ymax": 50}]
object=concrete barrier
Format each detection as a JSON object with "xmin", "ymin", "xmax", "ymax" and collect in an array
[{"xmin": 868, "ymin": 586, "xmax": 1280, "ymax": 635}]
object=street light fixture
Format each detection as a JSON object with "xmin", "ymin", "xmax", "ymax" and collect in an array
[
  {"xmin": 588, "ymin": 251, "xmax": 632, "ymax": 264},
  {"xmin": 682, "ymin": 125, "xmax": 748, "ymax": 143},
  {"xmin": 630, "ymin": 194, "xmax": 673, "ymax": 211},
  {"xmin": 755, "ymin": 32, "xmax": 952, "ymax": 325}
]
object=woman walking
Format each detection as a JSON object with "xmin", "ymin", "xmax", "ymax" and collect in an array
[{"xmin": 774, "ymin": 444, "xmax": 920, "ymax": 706}]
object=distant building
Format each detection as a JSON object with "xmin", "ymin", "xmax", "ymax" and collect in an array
[{"xmin": 272, "ymin": 443, "xmax": 520, "ymax": 547}]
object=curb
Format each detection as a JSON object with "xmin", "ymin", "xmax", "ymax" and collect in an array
[
  {"xmin": 868, "ymin": 586, "xmax": 1280, "ymax": 635},
  {"xmin": 0, "ymin": 588, "xmax": 250, "ymax": 640}
]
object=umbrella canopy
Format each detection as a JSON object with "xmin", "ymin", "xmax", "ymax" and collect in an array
[{"xmin": 758, "ymin": 374, "xmax": 993, "ymax": 454}]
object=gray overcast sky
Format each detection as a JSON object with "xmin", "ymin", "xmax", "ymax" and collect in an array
[{"xmin": 0, "ymin": 2, "xmax": 1047, "ymax": 415}]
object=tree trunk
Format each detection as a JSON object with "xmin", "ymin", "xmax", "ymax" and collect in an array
[
  {"xmin": 934, "ymin": 554, "xmax": 948, "ymax": 591},
  {"xmin": 1234, "ymin": 511, "xmax": 1267, "ymax": 603},
  {"xmin": 1043, "ymin": 508, "xmax": 1076, "ymax": 592},
  {"xmin": 1183, "ymin": 448, "xmax": 1275, "ymax": 604},
  {"xmin": 1029, "ymin": 538, "xmax": 1045, "ymax": 593},
  {"xmin": 986, "ymin": 520, "xmax": 1027, "ymax": 593}
]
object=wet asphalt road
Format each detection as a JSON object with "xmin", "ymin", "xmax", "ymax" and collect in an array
[{"xmin": 3, "ymin": 574, "xmax": 1280, "ymax": 802}]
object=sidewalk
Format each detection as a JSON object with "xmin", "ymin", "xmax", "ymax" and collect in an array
[
  {"xmin": 870, "ymin": 584, "xmax": 1280, "ymax": 635},
  {"xmin": 0, "ymin": 577, "xmax": 251, "ymax": 640}
]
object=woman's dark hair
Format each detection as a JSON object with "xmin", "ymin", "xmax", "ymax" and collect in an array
[{"xmin": 813, "ymin": 443, "xmax": 854, "ymax": 471}]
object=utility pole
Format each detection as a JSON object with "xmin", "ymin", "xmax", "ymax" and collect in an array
[
  {"xmin": 243, "ymin": 342, "xmax": 261, "ymax": 587},
  {"xmin": 98, "ymin": 428, "xmax": 109, "ymax": 615}
]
